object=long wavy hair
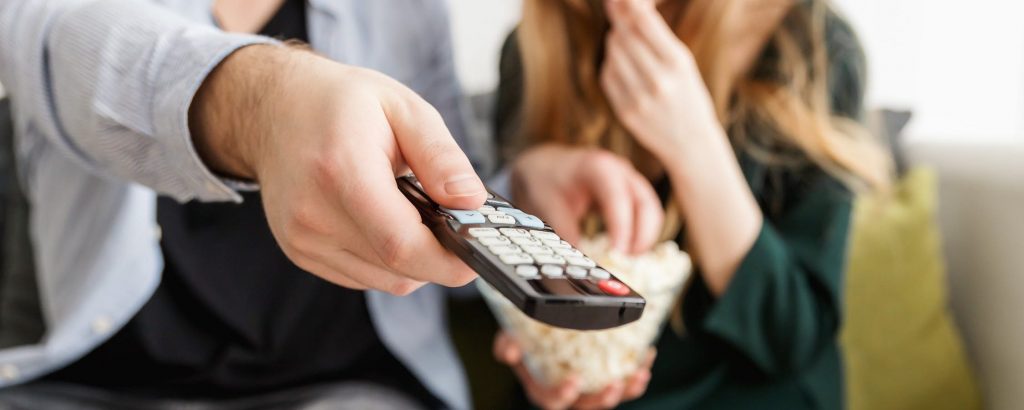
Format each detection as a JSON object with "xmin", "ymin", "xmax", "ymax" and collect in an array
[{"xmin": 516, "ymin": 0, "xmax": 891, "ymax": 203}]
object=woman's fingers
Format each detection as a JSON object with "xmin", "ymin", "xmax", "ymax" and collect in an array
[
  {"xmin": 628, "ymin": 170, "xmax": 664, "ymax": 254},
  {"xmin": 573, "ymin": 381, "xmax": 625, "ymax": 410},
  {"xmin": 605, "ymin": 0, "xmax": 688, "ymax": 63}
]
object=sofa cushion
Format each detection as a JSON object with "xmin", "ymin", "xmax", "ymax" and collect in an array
[{"xmin": 841, "ymin": 167, "xmax": 981, "ymax": 410}]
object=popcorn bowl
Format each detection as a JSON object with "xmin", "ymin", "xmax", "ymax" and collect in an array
[{"xmin": 478, "ymin": 236, "xmax": 692, "ymax": 393}]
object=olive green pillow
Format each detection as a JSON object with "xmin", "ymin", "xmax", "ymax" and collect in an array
[{"xmin": 841, "ymin": 167, "xmax": 982, "ymax": 410}]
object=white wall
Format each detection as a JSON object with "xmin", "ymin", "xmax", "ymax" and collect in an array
[{"xmin": 448, "ymin": 0, "xmax": 1024, "ymax": 141}]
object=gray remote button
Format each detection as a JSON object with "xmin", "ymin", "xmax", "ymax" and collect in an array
[
  {"xmin": 541, "ymin": 265, "xmax": 564, "ymax": 277},
  {"xmin": 479, "ymin": 208, "xmax": 502, "ymax": 215},
  {"xmin": 497, "ymin": 207, "xmax": 524, "ymax": 214},
  {"xmin": 486, "ymin": 199, "xmax": 512, "ymax": 208},
  {"xmin": 478, "ymin": 236, "xmax": 511, "ymax": 246},
  {"xmin": 488, "ymin": 214, "xmax": 516, "ymax": 224},
  {"xmin": 509, "ymin": 213, "xmax": 544, "ymax": 229},
  {"xmin": 554, "ymin": 248, "xmax": 584, "ymax": 257},
  {"xmin": 499, "ymin": 228, "xmax": 531, "ymax": 237},
  {"xmin": 566, "ymin": 256, "xmax": 596, "ymax": 268},
  {"xmin": 521, "ymin": 245, "xmax": 553, "ymax": 255},
  {"xmin": 534, "ymin": 254, "xmax": 566, "ymax": 265},
  {"xmin": 530, "ymin": 230, "xmax": 560, "ymax": 241},
  {"xmin": 511, "ymin": 236, "xmax": 543, "ymax": 246},
  {"xmin": 468, "ymin": 228, "xmax": 500, "ymax": 237},
  {"xmin": 589, "ymin": 268, "xmax": 611, "ymax": 279},
  {"xmin": 440, "ymin": 207, "xmax": 486, "ymax": 224},
  {"xmin": 500, "ymin": 253, "xmax": 534, "ymax": 265},
  {"xmin": 542, "ymin": 239, "xmax": 572, "ymax": 249},
  {"xmin": 566, "ymin": 266, "xmax": 588, "ymax": 279},
  {"xmin": 488, "ymin": 244, "xmax": 522, "ymax": 255},
  {"xmin": 515, "ymin": 265, "xmax": 539, "ymax": 278}
]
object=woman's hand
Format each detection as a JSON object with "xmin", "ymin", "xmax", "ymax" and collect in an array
[
  {"xmin": 494, "ymin": 331, "xmax": 655, "ymax": 410},
  {"xmin": 511, "ymin": 144, "xmax": 663, "ymax": 254},
  {"xmin": 600, "ymin": 0, "xmax": 724, "ymax": 161}
]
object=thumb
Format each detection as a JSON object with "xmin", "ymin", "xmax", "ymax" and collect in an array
[{"xmin": 384, "ymin": 91, "xmax": 487, "ymax": 210}]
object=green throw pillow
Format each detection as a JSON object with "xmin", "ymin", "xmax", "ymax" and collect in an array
[{"xmin": 841, "ymin": 167, "xmax": 982, "ymax": 410}]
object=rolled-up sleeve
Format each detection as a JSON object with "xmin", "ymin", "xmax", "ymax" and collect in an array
[
  {"xmin": 684, "ymin": 176, "xmax": 853, "ymax": 376},
  {"xmin": 0, "ymin": 0, "xmax": 275, "ymax": 202}
]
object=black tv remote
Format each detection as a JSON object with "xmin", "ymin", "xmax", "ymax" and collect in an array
[{"xmin": 397, "ymin": 174, "xmax": 645, "ymax": 330}]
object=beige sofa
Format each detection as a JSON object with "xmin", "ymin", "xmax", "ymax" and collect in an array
[{"xmin": 907, "ymin": 139, "xmax": 1024, "ymax": 410}]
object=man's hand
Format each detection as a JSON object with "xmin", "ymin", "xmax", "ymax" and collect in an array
[
  {"xmin": 511, "ymin": 144, "xmax": 662, "ymax": 254},
  {"xmin": 494, "ymin": 331, "xmax": 655, "ymax": 410},
  {"xmin": 190, "ymin": 45, "xmax": 487, "ymax": 295}
]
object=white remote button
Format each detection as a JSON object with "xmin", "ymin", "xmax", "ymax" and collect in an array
[
  {"xmin": 499, "ymin": 228, "xmax": 531, "ymax": 237},
  {"xmin": 478, "ymin": 205, "xmax": 496, "ymax": 212},
  {"xmin": 511, "ymin": 236, "xmax": 543, "ymax": 246},
  {"xmin": 500, "ymin": 253, "xmax": 534, "ymax": 265},
  {"xmin": 468, "ymin": 227, "xmax": 500, "ymax": 237},
  {"xmin": 542, "ymin": 239, "xmax": 572, "ymax": 249},
  {"xmin": 488, "ymin": 244, "xmax": 522, "ymax": 255},
  {"xmin": 566, "ymin": 256, "xmax": 596, "ymax": 268},
  {"xmin": 566, "ymin": 266, "xmax": 588, "ymax": 279},
  {"xmin": 530, "ymin": 230, "xmax": 560, "ymax": 241},
  {"xmin": 515, "ymin": 265, "xmax": 539, "ymax": 278},
  {"xmin": 521, "ymin": 245, "xmax": 553, "ymax": 255},
  {"xmin": 534, "ymin": 254, "xmax": 566, "ymax": 265},
  {"xmin": 488, "ymin": 214, "xmax": 516, "ymax": 224},
  {"xmin": 554, "ymin": 248, "xmax": 584, "ymax": 257},
  {"xmin": 589, "ymin": 268, "xmax": 611, "ymax": 279},
  {"xmin": 478, "ymin": 236, "xmax": 511, "ymax": 246},
  {"xmin": 541, "ymin": 265, "xmax": 564, "ymax": 277}
]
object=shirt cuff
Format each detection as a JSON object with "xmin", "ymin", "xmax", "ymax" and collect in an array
[{"xmin": 152, "ymin": 31, "xmax": 279, "ymax": 203}]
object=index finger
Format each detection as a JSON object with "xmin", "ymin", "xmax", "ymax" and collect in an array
[{"xmin": 339, "ymin": 148, "xmax": 477, "ymax": 287}]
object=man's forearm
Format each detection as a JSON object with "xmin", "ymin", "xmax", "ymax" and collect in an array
[{"xmin": 190, "ymin": 44, "xmax": 296, "ymax": 181}]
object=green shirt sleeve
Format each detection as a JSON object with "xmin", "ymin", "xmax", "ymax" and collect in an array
[{"xmin": 683, "ymin": 174, "xmax": 853, "ymax": 376}]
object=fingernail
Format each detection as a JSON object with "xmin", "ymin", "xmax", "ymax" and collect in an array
[{"xmin": 445, "ymin": 174, "xmax": 484, "ymax": 197}]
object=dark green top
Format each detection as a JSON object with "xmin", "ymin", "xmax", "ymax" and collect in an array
[{"xmin": 493, "ymin": 10, "xmax": 866, "ymax": 410}]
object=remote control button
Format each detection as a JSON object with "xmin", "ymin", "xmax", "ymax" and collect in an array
[
  {"xmin": 554, "ymin": 248, "xmax": 584, "ymax": 258},
  {"xmin": 542, "ymin": 239, "xmax": 572, "ymax": 249},
  {"xmin": 488, "ymin": 214, "xmax": 517, "ymax": 224},
  {"xmin": 520, "ymin": 245, "xmax": 553, "ymax": 255},
  {"xmin": 500, "ymin": 253, "xmax": 534, "ymax": 265},
  {"xmin": 468, "ymin": 228, "xmax": 500, "ymax": 237},
  {"xmin": 499, "ymin": 228, "xmax": 531, "ymax": 237},
  {"xmin": 511, "ymin": 236, "xmax": 543, "ymax": 246},
  {"xmin": 488, "ymin": 244, "xmax": 522, "ymax": 255},
  {"xmin": 486, "ymin": 199, "xmax": 512, "ymax": 208},
  {"xmin": 515, "ymin": 265, "xmax": 539, "ymax": 278},
  {"xmin": 478, "ymin": 236, "xmax": 511, "ymax": 246},
  {"xmin": 534, "ymin": 254, "xmax": 566, "ymax": 265},
  {"xmin": 478, "ymin": 205, "xmax": 496, "ymax": 212},
  {"xmin": 597, "ymin": 279, "xmax": 630, "ymax": 296},
  {"xmin": 440, "ymin": 208, "xmax": 486, "ymax": 224},
  {"xmin": 566, "ymin": 256, "xmax": 596, "ymax": 268},
  {"xmin": 530, "ymin": 230, "xmax": 560, "ymax": 241},
  {"xmin": 566, "ymin": 266, "xmax": 588, "ymax": 279},
  {"xmin": 588, "ymin": 268, "xmax": 611, "ymax": 280},
  {"xmin": 496, "ymin": 207, "xmax": 524, "ymax": 214},
  {"xmin": 510, "ymin": 213, "xmax": 544, "ymax": 229},
  {"xmin": 541, "ymin": 265, "xmax": 564, "ymax": 277}
]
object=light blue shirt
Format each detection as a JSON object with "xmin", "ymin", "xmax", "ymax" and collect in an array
[{"xmin": 0, "ymin": 1, "xmax": 487, "ymax": 408}]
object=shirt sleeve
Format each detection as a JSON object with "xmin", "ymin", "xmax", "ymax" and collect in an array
[
  {"xmin": 683, "ymin": 175, "xmax": 853, "ymax": 376},
  {"xmin": 0, "ymin": 0, "xmax": 276, "ymax": 203}
]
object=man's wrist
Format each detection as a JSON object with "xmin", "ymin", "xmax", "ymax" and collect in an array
[{"xmin": 189, "ymin": 44, "xmax": 294, "ymax": 181}]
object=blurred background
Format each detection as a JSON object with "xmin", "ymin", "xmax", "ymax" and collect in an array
[{"xmin": 445, "ymin": 1, "xmax": 1024, "ymax": 410}]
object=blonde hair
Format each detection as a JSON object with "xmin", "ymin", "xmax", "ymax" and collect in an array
[{"xmin": 516, "ymin": 0, "xmax": 891, "ymax": 195}]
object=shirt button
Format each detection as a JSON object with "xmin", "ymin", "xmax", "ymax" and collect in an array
[
  {"xmin": 0, "ymin": 364, "xmax": 19, "ymax": 381},
  {"xmin": 91, "ymin": 316, "xmax": 113, "ymax": 335}
]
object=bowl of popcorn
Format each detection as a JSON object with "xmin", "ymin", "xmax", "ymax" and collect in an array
[{"xmin": 478, "ymin": 235, "xmax": 692, "ymax": 393}]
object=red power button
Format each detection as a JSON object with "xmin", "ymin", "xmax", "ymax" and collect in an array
[{"xmin": 597, "ymin": 279, "xmax": 630, "ymax": 296}]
